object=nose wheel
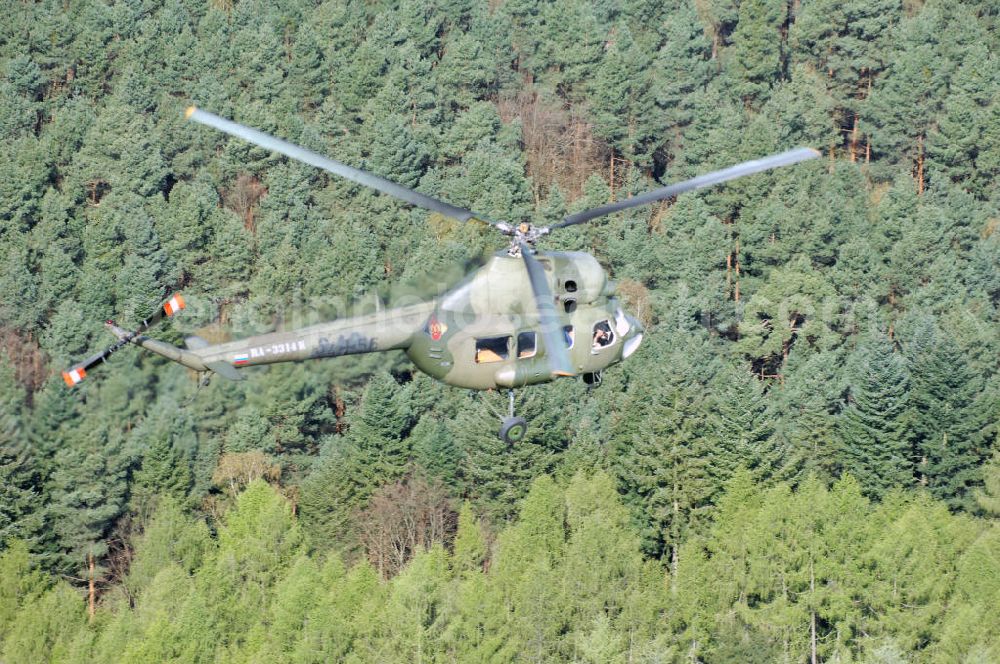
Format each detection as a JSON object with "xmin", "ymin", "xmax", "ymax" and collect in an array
[
  {"xmin": 499, "ymin": 416, "xmax": 528, "ymax": 444},
  {"xmin": 498, "ymin": 389, "xmax": 528, "ymax": 444}
]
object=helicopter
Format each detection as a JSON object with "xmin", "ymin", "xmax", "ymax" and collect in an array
[{"xmin": 63, "ymin": 106, "xmax": 818, "ymax": 443}]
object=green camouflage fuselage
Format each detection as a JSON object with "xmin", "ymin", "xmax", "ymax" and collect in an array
[{"xmin": 131, "ymin": 251, "xmax": 644, "ymax": 389}]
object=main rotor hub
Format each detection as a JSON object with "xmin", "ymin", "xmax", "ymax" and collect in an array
[{"xmin": 497, "ymin": 221, "xmax": 551, "ymax": 256}]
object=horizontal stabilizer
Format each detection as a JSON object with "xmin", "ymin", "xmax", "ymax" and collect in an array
[{"xmin": 204, "ymin": 360, "xmax": 245, "ymax": 381}]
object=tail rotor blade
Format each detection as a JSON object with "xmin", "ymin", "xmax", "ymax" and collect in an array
[
  {"xmin": 519, "ymin": 243, "xmax": 575, "ymax": 377},
  {"xmin": 185, "ymin": 106, "xmax": 496, "ymax": 226},
  {"xmin": 63, "ymin": 293, "xmax": 187, "ymax": 387},
  {"xmin": 553, "ymin": 147, "xmax": 820, "ymax": 229}
]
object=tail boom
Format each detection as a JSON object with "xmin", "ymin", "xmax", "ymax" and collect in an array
[
  {"xmin": 189, "ymin": 302, "xmax": 434, "ymax": 369},
  {"xmin": 63, "ymin": 295, "xmax": 434, "ymax": 386},
  {"xmin": 106, "ymin": 323, "xmax": 209, "ymax": 372}
]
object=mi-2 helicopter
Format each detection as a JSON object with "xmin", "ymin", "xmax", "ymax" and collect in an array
[{"xmin": 63, "ymin": 106, "xmax": 818, "ymax": 442}]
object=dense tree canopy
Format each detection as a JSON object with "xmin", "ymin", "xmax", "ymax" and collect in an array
[{"xmin": 1, "ymin": 0, "xmax": 998, "ymax": 660}]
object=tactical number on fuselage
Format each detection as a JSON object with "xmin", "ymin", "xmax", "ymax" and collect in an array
[{"xmin": 249, "ymin": 340, "xmax": 307, "ymax": 359}]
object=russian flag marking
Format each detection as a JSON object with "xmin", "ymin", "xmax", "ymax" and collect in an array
[
  {"xmin": 233, "ymin": 354, "xmax": 249, "ymax": 366},
  {"xmin": 62, "ymin": 367, "xmax": 86, "ymax": 387},
  {"xmin": 164, "ymin": 294, "xmax": 186, "ymax": 316}
]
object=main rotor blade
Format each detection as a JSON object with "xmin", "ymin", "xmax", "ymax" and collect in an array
[
  {"xmin": 553, "ymin": 147, "xmax": 820, "ymax": 229},
  {"xmin": 519, "ymin": 243, "xmax": 575, "ymax": 378},
  {"xmin": 185, "ymin": 106, "xmax": 491, "ymax": 224}
]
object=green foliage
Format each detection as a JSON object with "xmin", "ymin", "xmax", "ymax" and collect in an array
[
  {"xmin": 838, "ymin": 335, "xmax": 914, "ymax": 499},
  {"xmin": 1, "ymin": 1, "xmax": 998, "ymax": 660},
  {"xmin": 6, "ymin": 474, "xmax": 999, "ymax": 661},
  {"xmin": 904, "ymin": 316, "xmax": 990, "ymax": 509},
  {"xmin": 125, "ymin": 498, "xmax": 210, "ymax": 597},
  {"xmin": 727, "ymin": 0, "xmax": 787, "ymax": 106}
]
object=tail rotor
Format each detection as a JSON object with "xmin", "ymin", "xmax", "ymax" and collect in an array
[{"xmin": 62, "ymin": 294, "xmax": 187, "ymax": 387}]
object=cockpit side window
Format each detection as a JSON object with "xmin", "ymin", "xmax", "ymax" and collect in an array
[
  {"xmin": 592, "ymin": 320, "xmax": 614, "ymax": 349},
  {"xmin": 517, "ymin": 332, "xmax": 537, "ymax": 359},
  {"xmin": 475, "ymin": 336, "xmax": 510, "ymax": 363}
]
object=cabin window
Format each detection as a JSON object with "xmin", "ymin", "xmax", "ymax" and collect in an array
[
  {"xmin": 475, "ymin": 336, "xmax": 510, "ymax": 363},
  {"xmin": 563, "ymin": 325, "xmax": 575, "ymax": 349},
  {"xmin": 517, "ymin": 332, "xmax": 537, "ymax": 359},
  {"xmin": 592, "ymin": 320, "xmax": 614, "ymax": 349}
]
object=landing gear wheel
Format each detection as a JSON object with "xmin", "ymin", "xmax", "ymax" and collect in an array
[{"xmin": 499, "ymin": 416, "xmax": 528, "ymax": 444}]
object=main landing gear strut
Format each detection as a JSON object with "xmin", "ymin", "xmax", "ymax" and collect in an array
[{"xmin": 499, "ymin": 389, "xmax": 528, "ymax": 444}]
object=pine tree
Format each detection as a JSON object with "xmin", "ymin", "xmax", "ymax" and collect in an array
[
  {"xmin": 904, "ymin": 317, "xmax": 989, "ymax": 509},
  {"xmin": 44, "ymin": 422, "xmax": 130, "ymax": 577},
  {"xmin": 587, "ymin": 23, "xmax": 661, "ymax": 166},
  {"xmin": 0, "ymin": 360, "xmax": 42, "ymax": 547},
  {"xmin": 709, "ymin": 364, "xmax": 780, "ymax": 485},
  {"xmin": 410, "ymin": 416, "xmax": 460, "ymax": 488},
  {"xmin": 128, "ymin": 408, "xmax": 195, "ymax": 520},
  {"xmin": 838, "ymin": 335, "xmax": 913, "ymax": 499},
  {"xmin": 925, "ymin": 46, "xmax": 999, "ymax": 198},
  {"xmin": 735, "ymin": 257, "xmax": 838, "ymax": 377},
  {"xmin": 651, "ymin": 0, "xmax": 714, "ymax": 140},
  {"xmin": 726, "ymin": 0, "xmax": 787, "ymax": 107},
  {"xmin": 298, "ymin": 375, "xmax": 411, "ymax": 555},
  {"xmin": 611, "ymin": 331, "xmax": 720, "ymax": 558},
  {"xmin": 864, "ymin": 3, "xmax": 987, "ymax": 176},
  {"xmin": 775, "ymin": 351, "xmax": 845, "ymax": 484},
  {"xmin": 0, "ymin": 239, "xmax": 41, "ymax": 331}
]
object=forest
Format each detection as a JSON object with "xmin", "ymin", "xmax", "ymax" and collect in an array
[{"xmin": 0, "ymin": 0, "xmax": 998, "ymax": 661}]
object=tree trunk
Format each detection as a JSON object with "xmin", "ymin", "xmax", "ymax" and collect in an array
[
  {"xmin": 865, "ymin": 74, "xmax": 872, "ymax": 163},
  {"xmin": 610, "ymin": 153, "xmax": 615, "ymax": 201},
  {"xmin": 916, "ymin": 135, "xmax": 925, "ymax": 195},
  {"xmin": 849, "ymin": 114, "xmax": 859, "ymax": 163},
  {"xmin": 810, "ymin": 559, "xmax": 818, "ymax": 664},
  {"xmin": 88, "ymin": 552, "xmax": 96, "ymax": 622},
  {"xmin": 734, "ymin": 239, "xmax": 741, "ymax": 303}
]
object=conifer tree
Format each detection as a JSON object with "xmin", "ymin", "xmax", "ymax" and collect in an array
[
  {"xmin": 975, "ymin": 451, "xmax": 1000, "ymax": 517},
  {"xmin": 838, "ymin": 335, "xmax": 913, "ymax": 499},
  {"xmin": 451, "ymin": 501, "xmax": 486, "ymax": 575},
  {"xmin": 904, "ymin": 317, "xmax": 989, "ymax": 509},
  {"xmin": 128, "ymin": 408, "xmax": 195, "ymax": 519},
  {"xmin": 775, "ymin": 351, "xmax": 844, "ymax": 483},
  {"xmin": 710, "ymin": 364, "xmax": 780, "ymax": 485},
  {"xmin": 410, "ymin": 416, "xmax": 460, "ymax": 488},
  {"xmin": 588, "ymin": 23, "xmax": 661, "ymax": 166},
  {"xmin": 612, "ymin": 331, "xmax": 720, "ymax": 558},
  {"xmin": 727, "ymin": 0, "xmax": 786, "ymax": 107},
  {"xmin": 0, "ymin": 360, "xmax": 41, "ymax": 547}
]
